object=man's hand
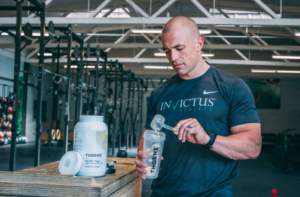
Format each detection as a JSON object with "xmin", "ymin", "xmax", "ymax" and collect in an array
[
  {"xmin": 173, "ymin": 118, "xmax": 210, "ymax": 145},
  {"xmin": 135, "ymin": 151, "xmax": 164, "ymax": 180}
]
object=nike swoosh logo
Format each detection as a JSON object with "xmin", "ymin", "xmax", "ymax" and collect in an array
[{"xmin": 203, "ymin": 90, "xmax": 219, "ymax": 95}]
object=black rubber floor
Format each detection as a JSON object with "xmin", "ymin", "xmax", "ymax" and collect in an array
[{"xmin": 0, "ymin": 143, "xmax": 299, "ymax": 197}]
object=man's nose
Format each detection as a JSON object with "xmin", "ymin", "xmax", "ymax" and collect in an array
[{"xmin": 170, "ymin": 50, "xmax": 179, "ymax": 62}]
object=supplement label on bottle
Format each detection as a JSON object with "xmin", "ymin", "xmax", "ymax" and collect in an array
[
  {"xmin": 145, "ymin": 144, "xmax": 160, "ymax": 177},
  {"xmin": 74, "ymin": 130, "xmax": 108, "ymax": 172}
]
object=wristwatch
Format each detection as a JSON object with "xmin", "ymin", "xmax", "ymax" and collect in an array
[{"xmin": 203, "ymin": 130, "xmax": 217, "ymax": 149}]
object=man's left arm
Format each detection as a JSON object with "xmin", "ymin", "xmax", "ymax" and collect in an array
[
  {"xmin": 174, "ymin": 120, "xmax": 261, "ymax": 160},
  {"xmin": 210, "ymin": 123, "xmax": 261, "ymax": 160}
]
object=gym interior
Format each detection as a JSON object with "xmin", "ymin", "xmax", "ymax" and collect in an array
[{"xmin": 0, "ymin": 0, "xmax": 299, "ymax": 196}]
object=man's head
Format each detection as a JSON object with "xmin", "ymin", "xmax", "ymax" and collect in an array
[{"xmin": 161, "ymin": 16, "xmax": 205, "ymax": 78}]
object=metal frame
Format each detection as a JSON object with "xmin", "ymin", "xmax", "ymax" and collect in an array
[
  {"xmin": 21, "ymin": 63, "xmax": 29, "ymax": 137},
  {"xmin": 1, "ymin": 0, "xmax": 300, "ymax": 67},
  {"xmin": 1, "ymin": 17, "xmax": 299, "ymax": 26},
  {"xmin": 70, "ymin": 46, "xmax": 108, "ymax": 124},
  {"xmin": 0, "ymin": 7, "xmax": 86, "ymax": 167},
  {"xmin": 44, "ymin": 24, "xmax": 83, "ymax": 157},
  {"xmin": 3, "ymin": 43, "xmax": 300, "ymax": 52},
  {"xmin": 0, "ymin": 0, "xmax": 46, "ymax": 171}
]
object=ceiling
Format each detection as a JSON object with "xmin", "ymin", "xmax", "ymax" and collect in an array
[{"xmin": 0, "ymin": 0, "xmax": 300, "ymax": 77}]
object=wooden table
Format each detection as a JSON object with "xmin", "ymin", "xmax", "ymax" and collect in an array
[{"xmin": 0, "ymin": 157, "xmax": 141, "ymax": 197}]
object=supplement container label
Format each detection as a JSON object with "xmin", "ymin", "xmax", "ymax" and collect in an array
[
  {"xmin": 150, "ymin": 146, "xmax": 159, "ymax": 173},
  {"xmin": 74, "ymin": 130, "xmax": 108, "ymax": 172},
  {"xmin": 144, "ymin": 142, "xmax": 161, "ymax": 177}
]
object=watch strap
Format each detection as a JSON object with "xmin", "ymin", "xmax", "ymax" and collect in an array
[{"xmin": 203, "ymin": 130, "xmax": 217, "ymax": 149}]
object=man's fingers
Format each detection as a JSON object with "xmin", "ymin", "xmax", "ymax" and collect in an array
[
  {"xmin": 173, "ymin": 118, "xmax": 192, "ymax": 133},
  {"xmin": 182, "ymin": 129, "xmax": 188, "ymax": 142},
  {"xmin": 135, "ymin": 159, "xmax": 147, "ymax": 168},
  {"xmin": 161, "ymin": 156, "xmax": 164, "ymax": 160},
  {"xmin": 179, "ymin": 119, "xmax": 194, "ymax": 140},
  {"xmin": 138, "ymin": 172, "xmax": 146, "ymax": 180},
  {"xmin": 137, "ymin": 151, "xmax": 146, "ymax": 159},
  {"xmin": 136, "ymin": 166, "xmax": 147, "ymax": 174}
]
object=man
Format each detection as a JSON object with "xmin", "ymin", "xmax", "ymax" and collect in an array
[{"xmin": 135, "ymin": 16, "xmax": 261, "ymax": 197}]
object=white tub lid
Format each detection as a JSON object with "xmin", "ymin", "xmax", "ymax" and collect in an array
[{"xmin": 59, "ymin": 151, "xmax": 82, "ymax": 175}]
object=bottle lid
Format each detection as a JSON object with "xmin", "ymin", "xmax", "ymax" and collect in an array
[
  {"xmin": 59, "ymin": 151, "xmax": 82, "ymax": 175},
  {"xmin": 80, "ymin": 115, "xmax": 104, "ymax": 122}
]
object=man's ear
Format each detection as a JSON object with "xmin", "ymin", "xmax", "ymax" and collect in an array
[{"xmin": 196, "ymin": 37, "xmax": 204, "ymax": 52}]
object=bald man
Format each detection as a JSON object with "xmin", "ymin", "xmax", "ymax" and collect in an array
[{"xmin": 135, "ymin": 16, "xmax": 261, "ymax": 197}]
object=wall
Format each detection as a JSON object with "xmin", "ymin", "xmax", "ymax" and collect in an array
[{"xmin": 257, "ymin": 78, "xmax": 300, "ymax": 134}]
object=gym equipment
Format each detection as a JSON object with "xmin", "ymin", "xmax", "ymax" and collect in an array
[
  {"xmin": 19, "ymin": 136, "xmax": 28, "ymax": 143},
  {"xmin": 0, "ymin": 131, "xmax": 4, "ymax": 138},
  {"xmin": 0, "ymin": 2, "xmax": 55, "ymax": 170},
  {"xmin": 86, "ymin": 43, "xmax": 90, "ymax": 58},
  {"xmin": 73, "ymin": 45, "xmax": 79, "ymax": 60},
  {"xmin": 0, "ymin": 138, "xmax": 5, "ymax": 145},
  {"xmin": 0, "ymin": 96, "xmax": 6, "ymax": 104},
  {"xmin": 117, "ymin": 150, "xmax": 128, "ymax": 158},
  {"xmin": 47, "ymin": 21, "xmax": 55, "ymax": 40},
  {"xmin": 53, "ymin": 75, "xmax": 62, "ymax": 84},
  {"xmin": 7, "ymin": 94, "xmax": 13, "ymax": 105},
  {"xmin": 7, "ymin": 114, "xmax": 13, "ymax": 121},
  {"xmin": 16, "ymin": 137, "xmax": 20, "ymax": 144},
  {"xmin": 2, "ymin": 120, "xmax": 10, "ymax": 129},
  {"xmin": 271, "ymin": 128, "xmax": 300, "ymax": 172},
  {"xmin": 106, "ymin": 161, "xmax": 116, "ymax": 174},
  {"xmin": 51, "ymin": 129, "xmax": 56, "ymax": 140},
  {"xmin": 4, "ymin": 137, "xmax": 9, "ymax": 145},
  {"xmin": 23, "ymin": 23, "xmax": 33, "ymax": 45},
  {"xmin": 56, "ymin": 129, "xmax": 61, "ymax": 140}
]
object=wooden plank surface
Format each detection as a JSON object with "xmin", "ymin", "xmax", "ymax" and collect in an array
[
  {"xmin": 0, "ymin": 157, "xmax": 141, "ymax": 197},
  {"xmin": 110, "ymin": 177, "xmax": 141, "ymax": 197}
]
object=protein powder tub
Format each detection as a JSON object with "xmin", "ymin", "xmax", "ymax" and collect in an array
[{"xmin": 74, "ymin": 115, "xmax": 108, "ymax": 177}]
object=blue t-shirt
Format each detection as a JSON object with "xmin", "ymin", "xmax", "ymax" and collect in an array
[{"xmin": 144, "ymin": 66, "xmax": 260, "ymax": 197}]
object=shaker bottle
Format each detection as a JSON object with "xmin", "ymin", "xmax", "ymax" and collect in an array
[{"xmin": 143, "ymin": 130, "xmax": 166, "ymax": 179}]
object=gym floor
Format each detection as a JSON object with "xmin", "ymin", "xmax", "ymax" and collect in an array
[{"xmin": 0, "ymin": 143, "xmax": 299, "ymax": 197}]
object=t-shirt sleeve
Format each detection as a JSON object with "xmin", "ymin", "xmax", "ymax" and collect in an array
[
  {"xmin": 229, "ymin": 79, "xmax": 261, "ymax": 127},
  {"xmin": 144, "ymin": 92, "xmax": 156, "ymax": 130}
]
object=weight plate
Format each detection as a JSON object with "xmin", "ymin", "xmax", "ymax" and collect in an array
[
  {"xmin": 24, "ymin": 23, "xmax": 33, "ymax": 45},
  {"xmin": 48, "ymin": 21, "xmax": 55, "ymax": 40}
]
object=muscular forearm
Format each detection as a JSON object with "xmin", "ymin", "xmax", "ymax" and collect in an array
[
  {"xmin": 174, "ymin": 120, "xmax": 261, "ymax": 161},
  {"xmin": 211, "ymin": 130, "xmax": 261, "ymax": 160}
]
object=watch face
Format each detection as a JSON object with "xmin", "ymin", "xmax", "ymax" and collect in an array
[{"xmin": 205, "ymin": 130, "xmax": 212, "ymax": 135}]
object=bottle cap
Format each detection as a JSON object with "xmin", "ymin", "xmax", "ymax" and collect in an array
[{"xmin": 59, "ymin": 151, "xmax": 82, "ymax": 175}]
